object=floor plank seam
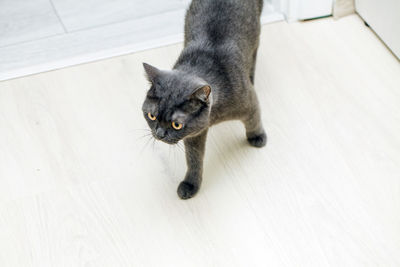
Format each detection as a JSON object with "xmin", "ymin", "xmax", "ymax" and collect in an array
[{"xmin": 49, "ymin": 0, "xmax": 68, "ymax": 33}]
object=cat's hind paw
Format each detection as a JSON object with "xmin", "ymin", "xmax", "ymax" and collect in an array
[{"xmin": 247, "ymin": 132, "xmax": 267, "ymax": 148}]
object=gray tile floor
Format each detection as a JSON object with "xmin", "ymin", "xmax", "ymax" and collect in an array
[
  {"xmin": 51, "ymin": 0, "xmax": 187, "ymax": 31},
  {"xmin": 0, "ymin": 0, "xmax": 281, "ymax": 81},
  {"xmin": 0, "ymin": 0, "xmax": 190, "ymax": 80},
  {"xmin": 0, "ymin": 0, "xmax": 64, "ymax": 47},
  {"xmin": 0, "ymin": 0, "xmax": 188, "ymax": 45}
]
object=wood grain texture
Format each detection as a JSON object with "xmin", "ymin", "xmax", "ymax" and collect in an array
[
  {"xmin": 0, "ymin": 15, "xmax": 399, "ymax": 267},
  {"xmin": 0, "ymin": 0, "xmax": 64, "ymax": 47}
]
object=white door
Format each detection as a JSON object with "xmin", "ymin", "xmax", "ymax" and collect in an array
[{"xmin": 278, "ymin": 0, "xmax": 333, "ymax": 21}]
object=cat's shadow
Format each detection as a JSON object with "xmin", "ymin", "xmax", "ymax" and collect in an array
[
  {"xmin": 202, "ymin": 122, "xmax": 257, "ymax": 190},
  {"xmin": 160, "ymin": 121, "xmax": 262, "ymax": 193}
]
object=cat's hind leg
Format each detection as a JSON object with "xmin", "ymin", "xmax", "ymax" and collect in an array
[
  {"xmin": 242, "ymin": 91, "xmax": 267, "ymax": 148},
  {"xmin": 249, "ymin": 49, "xmax": 258, "ymax": 85}
]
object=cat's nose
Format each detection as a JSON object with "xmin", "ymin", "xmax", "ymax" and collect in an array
[{"xmin": 155, "ymin": 128, "xmax": 166, "ymax": 139}]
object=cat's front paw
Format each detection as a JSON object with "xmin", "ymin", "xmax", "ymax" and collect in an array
[
  {"xmin": 177, "ymin": 181, "xmax": 199, "ymax": 199},
  {"xmin": 247, "ymin": 132, "xmax": 267, "ymax": 148}
]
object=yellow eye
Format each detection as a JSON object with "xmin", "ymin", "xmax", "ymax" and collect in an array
[
  {"xmin": 147, "ymin": 113, "xmax": 156, "ymax": 121},
  {"xmin": 172, "ymin": 121, "xmax": 183, "ymax": 130}
]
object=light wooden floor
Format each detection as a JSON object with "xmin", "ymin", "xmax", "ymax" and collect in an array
[{"xmin": 0, "ymin": 15, "xmax": 399, "ymax": 267}]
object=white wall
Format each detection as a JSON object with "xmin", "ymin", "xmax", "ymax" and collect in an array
[{"xmin": 356, "ymin": 0, "xmax": 400, "ymax": 59}]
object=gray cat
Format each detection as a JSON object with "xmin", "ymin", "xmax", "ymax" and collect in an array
[{"xmin": 142, "ymin": 0, "xmax": 266, "ymax": 199}]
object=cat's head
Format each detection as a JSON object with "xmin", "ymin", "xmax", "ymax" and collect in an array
[{"xmin": 142, "ymin": 63, "xmax": 212, "ymax": 144}]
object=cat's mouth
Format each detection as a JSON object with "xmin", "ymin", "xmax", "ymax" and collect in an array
[
  {"xmin": 160, "ymin": 138, "xmax": 179, "ymax": 145},
  {"xmin": 152, "ymin": 133, "xmax": 179, "ymax": 145}
]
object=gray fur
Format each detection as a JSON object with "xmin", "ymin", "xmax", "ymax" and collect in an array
[{"xmin": 142, "ymin": 0, "xmax": 266, "ymax": 199}]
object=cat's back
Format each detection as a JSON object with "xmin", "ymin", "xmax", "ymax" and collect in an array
[{"xmin": 184, "ymin": 0, "xmax": 262, "ymax": 48}]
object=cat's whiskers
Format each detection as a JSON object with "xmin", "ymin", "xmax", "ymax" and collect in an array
[
  {"xmin": 132, "ymin": 127, "xmax": 152, "ymax": 141},
  {"xmin": 139, "ymin": 134, "xmax": 155, "ymax": 155},
  {"xmin": 169, "ymin": 145, "xmax": 177, "ymax": 177},
  {"xmin": 131, "ymin": 128, "xmax": 151, "ymax": 132},
  {"xmin": 136, "ymin": 132, "xmax": 153, "ymax": 141},
  {"xmin": 151, "ymin": 137, "xmax": 157, "ymax": 153},
  {"xmin": 175, "ymin": 142, "xmax": 185, "ymax": 154}
]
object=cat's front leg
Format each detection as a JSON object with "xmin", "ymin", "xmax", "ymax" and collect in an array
[{"xmin": 178, "ymin": 129, "xmax": 208, "ymax": 199}]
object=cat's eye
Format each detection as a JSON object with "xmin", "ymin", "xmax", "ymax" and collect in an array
[
  {"xmin": 172, "ymin": 121, "xmax": 183, "ymax": 130},
  {"xmin": 147, "ymin": 112, "xmax": 156, "ymax": 121}
]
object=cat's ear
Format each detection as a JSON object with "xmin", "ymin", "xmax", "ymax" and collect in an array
[
  {"xmin": 143, "ymin": 63, "xmax": 161, "ymax": 82},
  {"xmin": 191, "ymin": 85, "xmax": 211, "ymax": 102}
]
